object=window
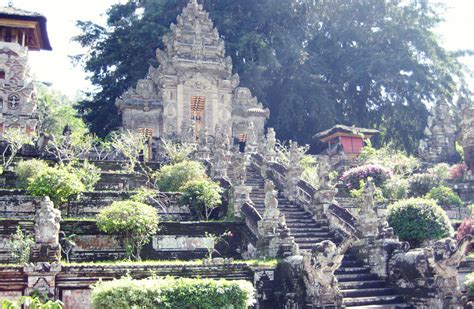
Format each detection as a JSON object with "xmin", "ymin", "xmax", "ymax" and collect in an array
[
  {"xmin": 190, "ymin": 96, "xmax": 205, "ymax": 135},
  {"xmin": 0, "ymin": 71, "xmax": 5, "ymax": 79}
]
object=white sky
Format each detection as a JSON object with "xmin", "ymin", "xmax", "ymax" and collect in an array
[{"xmin": 4, "ymin": 0, "xmax": 474, "ymax": 98}]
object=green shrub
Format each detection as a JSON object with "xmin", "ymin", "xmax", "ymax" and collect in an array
[
  {"xmin": 425, "ymin": 186, "xmax": 463, "ymax": 209},
  {"xmin": 5, "ymin": 226, "xmax": 34, "ymax": 264},
  {"xmin": 91, "ymin": 276, "xmax": 256, "ymax": 309},
  {"xmin": 382, "ymin": 176, "xmax": 409, "ymax": 200},
  {"xmin": 179, "ymin": 179, "xmax": 222, "ymax": 220},
  {"xmin": 359, "ymin": 146, "xmax": 420, "ymax": 176},
  {"xmin": 27, "ymin": 166, "xmax": 86, "ymax": 207},
  {"xmin": 154, "ymin": 160, "xmax": 207, "ymax": 192},
  {"xmin": 427, "ymin": 163, "xmax": 451, "ymax": 181},
  {"xmin": 66, "ymin": 160, "xmax": 101, "ymax": 191},
  {"xmin": 15, "ymin": 159, "xmax": 49, "ymax": 189},
  {"xmin": 387, "ymin": 198, "xmax": 453, "ymax": 247},
  {"xmin": 465, "ymin": 272, "xmax": 474, "ymax": 296},
  {"xmin": 408, "ymin": 173, "xmax": 441, "ymax": 197},
  {"xmin": 341, "ymin": 164, "xmax": 392, "ymax": 190},
  {"xmin": 96, "ymin": 201, "xmax": 159, "ymax": 260}
]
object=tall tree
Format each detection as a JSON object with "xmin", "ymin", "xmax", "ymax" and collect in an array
[{"xmin": 73, "ymin": 0, "xmax": 471, "ymax": 153}]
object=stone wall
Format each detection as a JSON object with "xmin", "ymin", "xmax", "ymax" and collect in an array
[
  {"xmin": 0, "ymin": 264, "xmax": 277, "ymax": 309},
  {"xmin": 0, "ymin": 220, "xmax": 252, "ymax": 262},
  {"xmin": 0, "ymin": 190, "xmax": 190, "ymax": 221}
]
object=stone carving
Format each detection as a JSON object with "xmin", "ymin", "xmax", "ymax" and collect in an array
[
  {"xmin": 24, "ymin": 262, "xmax": 61, "ymax": 298},
  {"xmin": 302, "ymin": 238, "xmax": 352, "ymax": 306},
  {"xmin": 284, "ymin": 141, "xmax": 305, "ymax": 201},
  {"xmin": 0, "ymin": 43, "xmax": 38, "ymax": 135},
  {"xmin": 461, "ymin": 104, "xmax": 474, "ymax": 175},
  {"xmin": 356, "ymin": 180, "xmax": 379, "ymax": 237},
  {"xmin": 116, "ymin": 0, "xmax": 268, "ymax": 141},
  {"xmin": 196, "ymin": 127, "xmax": 210, "ymax": 160},
  {"xmin": 419, "ymin": 100, "xmax": 458, "ymax": 163},
  {"xmin": 30, "ymin": 197, "xmax": 61, "ymax": 263},
  {"xmin": 389, "ymin": 236, "xmax": 474, "ymax": 307}
]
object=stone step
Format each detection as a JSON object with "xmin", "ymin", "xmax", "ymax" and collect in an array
[
  {"xmin": 341, "ymin": 287, "xmax": 395, "ymax": 298},
  {"xmin": 336, "ymin": 273, "xmax": 380, "ymax": 282},
  {"xmin": 345, "ymin": 303, "xmax": 413, "ymax": 309},
  {"xmin": 335, "ymin": 266, "xmax": 371, "ymax": 274},
  {"xmin": 289, "ymin": 228, "xmax": 330, "ymax": 234},
  {"xmin": 343, "ymin": 295, "xmax": 406, "ymax": 307},
  {"xmin": 281, "ymin": 213, "xmax": 313, "ymax": 219},
  {"xmin": 284, "ymin": 218, "xmax": 315, "ymax": 224},
  {"xmin": 341, "ymin": 260, "xmax": 365, "ymax": 268},
  {"xmin": 338, "ymin": 280, "xmax": 388, "ymax": 290},
  {"xmin": 292, "ymin": 237, "xmax": 332, "ymax": 244}
]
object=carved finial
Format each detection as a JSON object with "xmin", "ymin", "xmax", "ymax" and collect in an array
[{"xmin": 8, "ymin": 1, "xmax": 13, "ymax": 7}]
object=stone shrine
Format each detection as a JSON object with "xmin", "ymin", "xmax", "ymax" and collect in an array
[
  {"xmin": 0, "ymin": 6, "xmax": 51, "ymax": 135},
  {"xmin": 116, "ymin": 0, "xmax": 269, "ymax": 141}
]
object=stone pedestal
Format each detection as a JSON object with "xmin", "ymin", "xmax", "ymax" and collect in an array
[
  {"xmin": 233, "ymin": 185, "xmax": 251, "ymax": 218},
  {"xmin": 24, "ymin": 262, "xmax": 61, "ymax": 298}
]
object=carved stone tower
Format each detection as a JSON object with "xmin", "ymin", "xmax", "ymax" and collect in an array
[
  {"xmin": 0, "ymin": 6, "xmax": 52, "ymax": 135},
  {"xmin": 116, "ymin": 0, "xmax": 268, "ymax": 141}
]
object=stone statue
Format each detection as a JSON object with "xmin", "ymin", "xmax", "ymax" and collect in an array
[
  {"xmin": 264, "ymin": 180, "xmax": 278, "ymax": 210},
  {"xmin": 35, "ymin": 197, "xmax": 61, "ymax": 245},
  {"xmin": 302, "ymin": 238, "xmax": 352, "ymax": 306},
  {"xmin": 30, "ymin": 197, "xmax": 61, "ymax": 263},
  {"xmin": 389, "ymin": 235, "xmax": 474, "ymax": 307}
]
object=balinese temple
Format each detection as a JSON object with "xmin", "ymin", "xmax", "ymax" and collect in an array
[
  {"xmin": 314, "ymin": 125, "xmax": 379, "ymax": 159},
  {"xmin": 0, "ymin": 6, "xmax": 51, "ymax": 135},
  {"xmin": 116, "ymin": 0, "xmax": 269, "ymax": 141}
]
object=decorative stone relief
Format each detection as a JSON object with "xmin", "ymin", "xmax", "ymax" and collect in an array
[
  {"xmin": 24, "ymin": 262, "xmax": 61, "ymax": 298},
  {"xmin": 284, "ymin": 141, "xmax": 305, "ymax": 201},
  {"xmin": 461, "ymin": 104, "xmax": 474, "ymax": 175}
]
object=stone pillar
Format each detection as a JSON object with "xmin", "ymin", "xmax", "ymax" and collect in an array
[
  {"xmin": 284, "ymin": 141, "xmax": 304, "ymax": 202},
  {"xmin": 24, "ymin": 197, "xmax": 62, "ymax": 299}
]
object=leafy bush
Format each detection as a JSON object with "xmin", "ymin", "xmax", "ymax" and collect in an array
[
  {"xmin": 427, "ymin": 163, "xmax": 451, "ymax": 181},
  {"xmin": 456, "ymin": 218, "xmax": 474, "ymax": 254},
  {"xmin": 96, "ymin": 201, "xmax": 159, "ymax": 260},
  {"xmin": 15, "ymin": 159, "xmax": 49, "ymax": 189},
  {"xmin": 27, "ymin": 166, "xmax": 86, "ymax": 207},
  {"xmin": 359, "ymin": 146, "xmax": 420, "ymax": 176},
  {"xmin": 449, "ymin": 163, "xmax": 468, "ymax": 180},
  {"xmin": 91, "ymin": 276, "xmax": 256, "ymax": 309},
  {"xmin": 387, "ymin": 198, "xmax": 453, "ymax": 247},
  {"xmin": 66, "ymin": 160, "xmax": 101, "ymax": 191},
  {"xmin": 408, "ymin": 173, "xmax": 441, "ymax": 197},
  {"xmin": 5, "ymin": 226, "xmax": 34, "ymax": 264},
  {"xmin": 426, "ymin": 186, "xmax": 463, "ymax": 209},
  {"xmin": 1, "ymin": 296, "xmax": 63, "ymax": 309},
  {"xmin": 341, "ymin": 164, "xmax": 392, "ymax": 190},
  {"xmin": 154, "ymin": 160, "xmax": 207, "ymax": 192},
  {"xmin": 179, "ymin": 179, "xmax": 222, "ymax": 220},
  {"xmin": 382, "ymin": 176, "xmax": 409, "ymax": 200}
]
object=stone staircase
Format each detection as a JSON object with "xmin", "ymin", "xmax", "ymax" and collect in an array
[{"xmin": 245, "ymin": 165, "xmax": 412, "ymax": 308}]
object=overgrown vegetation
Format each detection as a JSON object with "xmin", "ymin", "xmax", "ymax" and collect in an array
[
  {"xmin": 96, "ymin": 201, "xmax": 159, "ymax": 260},
  {"xmin": 91, "ymin": 276, "xmax": 256, "ymax": 309},
  {"xmin": 179, "ymin": 179, "xmax": 222, "ymax": 221},
  {"xmin": 15, "ymin": 159, "xmax": 49, "ymax": 189},
  {"xmin": 5, "ymin": 227, "xmax": 34, "ymax": 264},
  {"xmin": 341, "ymin": 164, "xmax": 392, "ymax": 190},
  {"xmin": 387, "ymin": 198, "xmax": 453, "ymax": 247},
  {"xmin": 154, "ymin": 160, "xmax": 207, "ymax": 192}
]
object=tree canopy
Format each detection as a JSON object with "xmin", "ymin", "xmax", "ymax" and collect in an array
[{"xmin": 73, "ymin": 0, "xmax": 472, "ymax": 153}]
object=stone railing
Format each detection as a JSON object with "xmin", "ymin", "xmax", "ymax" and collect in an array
[{"xmin": 241, "ymin": 201, "xmax": 262, "ymax": 239}]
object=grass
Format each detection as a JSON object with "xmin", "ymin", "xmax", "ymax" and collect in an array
[{"xmin": 63, "ymin": 258, "xmax": 279, "ymax": 268}]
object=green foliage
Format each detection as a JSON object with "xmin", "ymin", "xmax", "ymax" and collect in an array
[
  {"xmin": 1, "ymin": 128, "xmax": 35, "ymax": 174},
  {"xmin": 154, "ymin": 160, "xmax": 207, "ymax": 192},
  {"xmin": 179, "ymin": 179, "xmax": 222, "ymax": 221},
  {"xmin": 387, "ymin": 198, "xmax": 454, "ymax": 247},
  {"xmin": 456, "ymin": 141, "xmax": 465, "ymax": 163},
  {"xmin": 427, "ymin": 163, "xmax": 451, "ymax": 181},
  {"xmin": 110, "ymin": 130, "xmax": 147, "ymax": 173},
  {"xmin": 426, "ymin": 186, "xmax": 463, "ymax": 209},
  {"xmin": 341, "ymin": 164, "xmax": 392, "ymax": 190},
  {"xmin": 382, "ymin": 176, "xmax": 409, "ymax": 201},
  {"xmin": 5, "ymin": 226, "xmax": 34, "ymax": 264},
  {"xmin": 408, "ymin": 173, "xmax": 442, "ymax": 197},
  {"xmin": 1, "ymin": 295, "xmax": 63, "ymax": 309},
  {"xmin": 65, "ymin": 160, "xmax": 101, "ymax": 191},
  {"xmin": 73, "ymin": 0, "xmax": 470, "ymax": 153},
  {"xmin": 91, "ymin": 276, "xmax": 256, "ymax": 309},
  {"xmin": 27, "ymin": 166, "xmax": 86, "ymax": 207},
  {"xmin": 359, "ymin": 146, "xmax": 420, "ymax": 176},
  {"xmin": 465, "ymin": 272, "xmax": 474, "ymax": 296},
  {"xmin": 161, "ymin": 139, "xmax": 196, "ymax": 164},
  {"xmin": 15, "ymin": 159, "xmax": 49, "ymax": 189},
  {"xmin": 36, "ymin": 84, "xmax": 88, "ymax": 137},
  {"xmin": 96, "ymin": 201, "xmax": 159, "ymax": 260}
]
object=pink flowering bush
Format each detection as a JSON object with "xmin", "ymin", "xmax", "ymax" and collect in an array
[
  {"xmin": 341, "ymin": 164, "xmax": 393, "ymax": 189},
  {"xmin": 449, "ymin": 163, "xmax": 468, "ymax": 180},
  {"xmin": 456, "ymin": 218, "xmax": 474, "ymax": 254}
]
